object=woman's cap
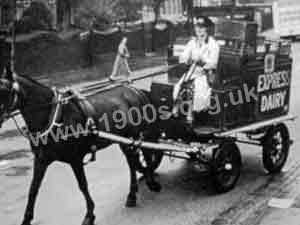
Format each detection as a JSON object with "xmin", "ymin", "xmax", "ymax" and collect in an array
[{"xmin": 194, "ymin": 17, "xmax": 214, "ymax": 28}]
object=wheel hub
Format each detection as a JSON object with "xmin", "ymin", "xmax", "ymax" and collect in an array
[{"xmin": 225, "ymin": 163, "xmax": 233, "ymax": 171}]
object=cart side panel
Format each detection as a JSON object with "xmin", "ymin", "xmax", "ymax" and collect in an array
[
  {"xmin": 150, "ymin": 81, "xmax": 247, "ymax": 131},
  {"xmin": 243, "ymin": 55, "xmax": 292, "ymax": 123}
]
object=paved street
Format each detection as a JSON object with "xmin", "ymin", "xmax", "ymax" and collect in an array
[{"xmin": 0, "ymin": 42, "xmax": 300, "ymax": 225}]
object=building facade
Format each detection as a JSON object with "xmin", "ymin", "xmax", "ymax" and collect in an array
[
  {"xmin": 159, "ymin": 0, "xmax": 236, "ymax": 18},
  {"xmin": 236, "ymin": 0, "xmax": 276, "ymax": 6},
  {"xmin": 0, "ymin": 0, "xmax": 14, "ymax": 26},
  {"xmin": 160, "ymin": 0, "xmax": 183, "ymax": 16},
  {"xmin": 0, "ymin": 0, "xmax": 76, "ymax": 30},
  {"xmin": 193, "ymin": 0, "xmax": 235, "ymax": 7}
]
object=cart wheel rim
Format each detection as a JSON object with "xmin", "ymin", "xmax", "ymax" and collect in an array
[
  {"xmin": 270, "ymin": 131, "xmax": 284, "ymax": 164},
  {"xmin": 139, "ymin": 151, "xmax": 159, "ymax": 165},
  {"xmin": 214, "ymin": 144, "xmax": 241, "ymax": 188},
  {"xmin": 265, "ymin": 126, "xmax": 289, "ymax": 168},
  {"xmin": 139, "ymin": 150, "xmax": 147, "ymax": 168},
  {"xmin": 138, "ymin": 150, "xmax": 163, "ymax": 171}
]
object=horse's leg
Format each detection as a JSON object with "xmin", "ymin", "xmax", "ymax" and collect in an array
[
  {"xmin": 71, "ymin": 162, "xmax": 95, "ymax": 225},
  {"xmin": 143, "ymin": 150, "xmax": 161, "ymax": 193},
  {"xmin": 121, "ymin": 146, "xmax": 138, "ymax": 207},
  {"xmin": 21, "ymin": 158, "xmax": 49, "ymax": 225},
  {"xmin": 140, "ymin": 129, "xmax": 162, "ymax": 192}
]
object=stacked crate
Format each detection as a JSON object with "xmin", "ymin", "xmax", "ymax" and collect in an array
[
  {"xmin": 213, "ymin": 19, "xmax": 258, "ymax": 87},
  {"xmin": 203, "ymin": 19, "xmax": 259, "ymax": 128}
]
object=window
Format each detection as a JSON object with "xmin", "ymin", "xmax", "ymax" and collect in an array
[{"xmin": 1, "ymin": 6, "xmax": 13, "ymax": 26}]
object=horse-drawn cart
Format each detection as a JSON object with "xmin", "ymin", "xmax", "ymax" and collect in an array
[
  {"xmin": 84, "ymin": 18, "xmax": 296, "ymax": 193},
  {"xmin": 2, "ymin": 18, "xmax": 295, "ymax": 194}
]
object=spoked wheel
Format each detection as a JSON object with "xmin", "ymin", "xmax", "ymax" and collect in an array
[
  {"xmin": 211, "ymin": 141, "xmax": 242, "ymax": 193},
  {"xmin": 262, "ymin": 123, "xmax": 290, "ymax": 174},
  {"xmin": 136, "ymin": 149, "xmax": 164, "ymax": 174}
]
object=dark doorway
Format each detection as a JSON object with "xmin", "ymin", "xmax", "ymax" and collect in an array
[
  {"xmin": 1, "ymin": 5, "xmax": 13, "ymax": 26},
  {"xmin": 57, "ymin": 0, "xmax": 71, "ymax": 30}
]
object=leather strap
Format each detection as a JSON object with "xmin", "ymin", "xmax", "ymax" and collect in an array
[{"xmin": 68, "ymin": 88, "xmax": 98, "ymax": 129}]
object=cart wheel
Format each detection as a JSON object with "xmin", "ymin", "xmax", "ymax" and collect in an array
[
  {"xmin": 136, "ymin": 150, "xmax": 164, "ymax": 174},
  {"xmin": 262, "ymin": 123, "xmax": 290, "ymax": 174},
  {"xmin": 212, "ymin": 141, "xmax": 242, "ymax": 193}
]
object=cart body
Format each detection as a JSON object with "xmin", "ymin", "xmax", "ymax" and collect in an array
[{"xmin": 152, "ymin": 19, "xmax": 292, "ymax": 134}]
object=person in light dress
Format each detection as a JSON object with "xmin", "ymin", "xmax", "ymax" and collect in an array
[{"xmin": 173, "ymin": 20, "xmax": 220, "ymax": 121}]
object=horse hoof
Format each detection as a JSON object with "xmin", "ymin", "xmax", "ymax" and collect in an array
[
  {"xmin": 21, "ymin": 219, "xmax": 32, "ymax": 225},
  {"xmin": 148, "ymin": 181, "xmax": 162, "ymax": 192},
  {"xmin": 82, "ymin": 215, "xmax": 95, "ymax": 225},
  {"xmin": 21, "ymin": 223, "xmax": 31, "ymax": 225},
  {"xmin": 126, "ymin": 195, "xmax": 137, "ymax": 207}
]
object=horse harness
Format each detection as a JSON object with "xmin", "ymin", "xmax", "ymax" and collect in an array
[
  {"xmin": 2, "ymin": 79, "xmax": 100, "ymax": 163},
  {"xmin": 2, "ymin": 75, "xmax": 151, "ymax": 164}
]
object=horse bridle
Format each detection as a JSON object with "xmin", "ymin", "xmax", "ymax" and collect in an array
[
  {"xmin": 0, "ymin": 77, "xmax": 63, "ymax": 140},
  {"xmin": 0, "ymin": 78, "xmax": 20, "ymax": 126}
]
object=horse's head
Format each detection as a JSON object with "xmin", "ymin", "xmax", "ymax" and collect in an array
[{"xmin": 0, "ymin": 66, "xmax": 20, "ymax": 127}]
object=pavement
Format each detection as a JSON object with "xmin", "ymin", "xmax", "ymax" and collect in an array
[
  {"xmin": 34, "ymin": 50, "xmax": 167, "ymax": 87},
  {"xmin": 0, "ymin": 42, "xmax": 300, "ymax": 225}
]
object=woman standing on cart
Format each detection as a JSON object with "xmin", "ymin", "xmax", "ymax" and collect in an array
[{"xmin": 173, "ymin": 18, "xmax": 220, "ymax": 123}]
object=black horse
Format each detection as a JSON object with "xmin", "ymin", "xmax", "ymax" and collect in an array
[{"xmin": 0, "ymin": 69, "xmax": 161, "ymax": 225}]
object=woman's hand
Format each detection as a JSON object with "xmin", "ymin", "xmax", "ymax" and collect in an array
[
  {"xmin": 196, "ymin": 59, "xmax": 205, "ymax": 67},
  {"xmin": 206, "ymin": 69, "xmax": 216, "ymax": 87}
]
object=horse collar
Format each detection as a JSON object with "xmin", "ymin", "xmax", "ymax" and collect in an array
[
  {"xmin": 9, "ymin": 82, "xmax": 19, "ymax": 111},
  {"xmin": 32, "ymin": 89, "xmax": 64, "ymax": 140}
]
